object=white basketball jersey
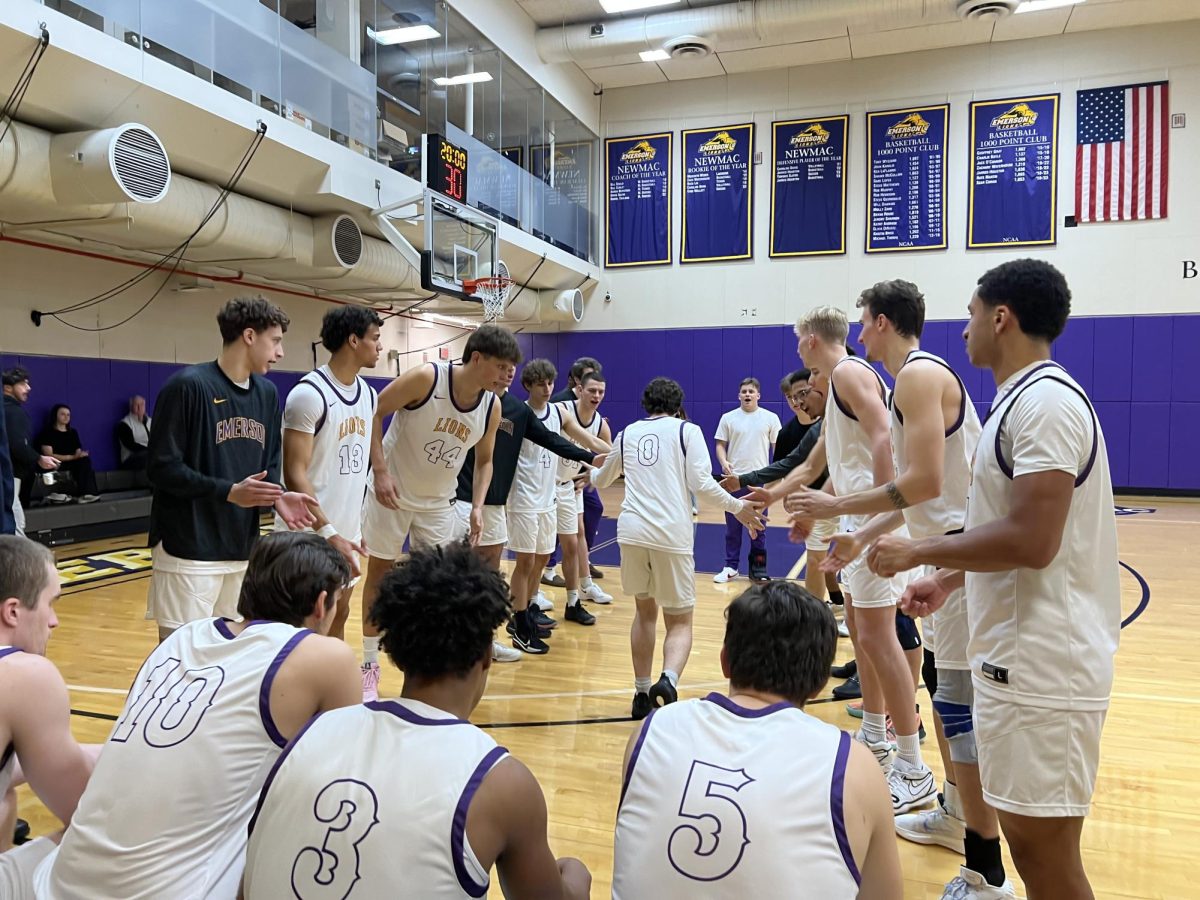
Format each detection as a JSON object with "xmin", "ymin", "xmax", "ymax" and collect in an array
[
  {"xmin": 823, "ymin": 355, "xmax": 890, "ymax": 533},
  {"xmin": 275, "ymin": 366, "xmax": 377, "ymax": 540},
  {"xmin": 556, "ymin": 399, "xmax": 601, "ymax": 481},
  {"xmin": 36, "ymin": 619, "xmax": 312, "ymax": 899},
  {"xmin": 379, "ymin": 362, "xmax": 497, "ymax": 512},
  {"xmin": 0, "ymin": 647, "xmax": 18, "ymax": 799},
  {"xmin": 967, "ymin": 361, "xmax": 1120, "ymax": 711},
  {"xmin": 243, "ymin": 699, "xmax": 507, "ymax": 899},
  {"xmin": 508, "ymin": 403, "xmax": 561, "ymax": 513},
  {"xmin": 615, "ymin": 694, "xmax": 862, "ymax": 899}
]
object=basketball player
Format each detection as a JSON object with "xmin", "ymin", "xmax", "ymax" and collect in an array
[
  {"xmin": 589, "ymin": 378, "xmax": 763, "ymax": 719},
  {"xmin": 785, "ymin": 306, "xmax": 929, "ymax": 799},
  {"xmin": 505, "ymin": 359, "xmax": 612, "ymax": 652},
  {"xmin": 714, "ymin": 377, "xmax": 781, "ymax": 584},
  {"xmin": 774, "ymin": 368, "xmax": 816, "ymax": 460},
  {"xmin": 34, "ymin": 532, "xmax": 360, "ymax": 899},
  {"xmin": 359, "ymin": 324, "xmax": 517, "ymax": 701},
  {"xmin": 868, "ymin": 260, "xmax": 1119, "ymax": 900},
  {"xmin": 614, "ymin": 581, "xmax": 901, "ymax": 899},
  {"xmin": 242, "ymin": 543, "xmax": 591, "ymax": 899},
  {"xmin": 548, "ymin": 357, "xmax": 606, "ymax": 585},
  {"xmin": 145, "ymin": 296, "xmax": 315, "ymax": 642},
  {"xmin": 277, "ymin": 305, "xmax": 383, "ymax": 641},
  {"xmin": 790, "ymin": 281, "xmax": 1010, "ymax": 896},
  {"xmin": 0, "ymin": 537, "xmax": 95, "ymax": 898},
  {"xmin": 555, "ymin": 370, "xmax": 613, "ymax": 605}
]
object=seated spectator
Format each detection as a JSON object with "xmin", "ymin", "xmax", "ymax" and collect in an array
[
  {"xmin": 116, "ymin": 395, "xmax": 151, "ymax": 471},
  {"xmin": 36, "ymin": 406, "xmax": 98, "ymax": 504},
  {"xmin": 613, "ymin": 580, "xmax": 902, "ymax": 899},
  {"xmin": 242, "ymin": 541, "xmax": 591, "ymax": 899}
]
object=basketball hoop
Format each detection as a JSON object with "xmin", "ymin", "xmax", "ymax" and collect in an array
[{"xmin": 464, "ymin": 276, "xmax": 513, "ymax": 321}]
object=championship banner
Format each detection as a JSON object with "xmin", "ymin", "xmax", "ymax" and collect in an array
[
  {"xmin": 605, "ymin": 132, "xmax": 672, "ymax": 268},
  {"xmin": 531, "ymin": 142, "xmax": 593, "ymax": 208},
  {"xmin": 866, "ymin": 104, "xmax": 948, "ymax": 253},
  {"xmin": 770, "ymin": 115, "xmax": 848, "ymax": 257},
  {"xmin": 681, "ymin": 123, "xmax": 754, "ymax": 263},
  {"xmin": 968, "ymin": 94, "xmax": 1059, "ymax": 248}
]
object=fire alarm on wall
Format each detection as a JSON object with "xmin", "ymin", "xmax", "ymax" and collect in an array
[{"xmin": 439, "ymin": 347, "xmax": 451, "ymax": 360}]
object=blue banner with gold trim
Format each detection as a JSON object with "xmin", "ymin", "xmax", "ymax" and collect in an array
[
  {"xmin": 866, "ymin": 104, "xmax": 948, "ymax": 253},
  {"xmin": 967, "ymin": 94, "xmax": 1059, "ymax": 248},
  {"xmin": 681, "ymin": 123, "xmax": 754, "ymax": 263},
  {"xmin": 771, "ymin": 116, "xmax": 847, "ymax": 257},
  {"xmin": 605, "ymin": 132, "xmax": 671, "ymax": 268}
]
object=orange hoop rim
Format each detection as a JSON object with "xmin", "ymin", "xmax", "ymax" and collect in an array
[{"xmin": 463, "ymin": 276, "xmax": 514, "ymax": 295}]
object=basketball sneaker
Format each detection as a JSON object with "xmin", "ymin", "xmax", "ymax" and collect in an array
[
  {"xmin": 895, "ymin": 795, "xmax": 966, "ymax": 853},
  {"xmin": 564, "ymin": 601, "xmax": 596, "ymax": 625},
  {"xmin": 941, "ymin": 867, "xmax": 1017, "ymax": 899},
  {"xmin": 531, "ymin": 607, "xmax": 558, "ymax": 630},
  {"xmin": 853, "ymin": 728, "xmax": 894, "ymax": 774},
  {"xmin": 13, "ymin": 818, "xmax": 30, "ymax": 846},
  {"xmin": 748, "ymin": 550, "xmax": 769, "ymax": 583},
  {"xmin": 541, "ymin": 568, "xmax": 565, "ymax": 587},
  {"xmin": 361, "ymin": 662, "xmax": 381, "ymax": 703},
  {"xmin": 492, "ymin": 641, "xmax": 522, "ymax": 662},
  {"xmin": 649, "ymin": 674, "xmax": 678, "ymax": 709},
  {"xmin": 889, "ymin": 757, "xmax": 938, "ymax": 814},
  {"xmin": 579, "ymin": 582, "xmax": 612, "ymax": 604},
  {"xmin": 632, "ymin": 692, "xmax": 652, "ymax": 721},
  {"xmin": 713, "ymin": 567, "xmax": 738, "ymax": 584}
]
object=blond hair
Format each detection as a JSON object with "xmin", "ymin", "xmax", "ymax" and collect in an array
[{"xmin": 794, "ymin": 305, "xmax": 849, "ymax": 345}]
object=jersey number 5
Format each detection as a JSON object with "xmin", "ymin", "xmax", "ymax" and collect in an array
[
  {"xmin": 424, "ymin": 439, "xmax": 463, "ymax": 469},
  {"xmin": 111, "ymin": 658, "xmax": 225, "ymax": 748},
  {"xmin": 666, "ymin": 760, "xmax": 754, "ymax": 882},
  {"xmin": 291, "ymin": 778, "xmax": 380, "ymax": 900}
]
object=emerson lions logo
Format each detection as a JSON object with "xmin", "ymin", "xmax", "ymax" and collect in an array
[
  {"xmin": 991, "ymin": 103, "xmax": 1039, "ymax": 128},
  {"xmin": 621, "ymin": 140, "xmax": 657, "ymax": 162},
  {"xmin": 887, "ymin": 112, "xmax": 931, "ymax": 139},
  {"xmin": 698, "ymin": 131, "xmax": 738, "ymax": 153},
  {"xmin": 790, "ymin": 122, "xmax": 831, "ymax": 147}
]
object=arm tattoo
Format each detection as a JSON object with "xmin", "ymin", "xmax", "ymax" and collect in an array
[{"xmin": 885, "ymin": 481, "xmax": 910, "ymax": 510}]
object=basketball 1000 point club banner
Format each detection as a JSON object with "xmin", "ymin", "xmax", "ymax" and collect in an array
[
  {"xmin": 605, "ymin": 132, "xmax": 672, "ymax": 268},
  {"xmin": 770, "ymin": 115, "xmax": 848, "ymax": 257},
  {"xmin": 967, "ymin": 94, "xmax": 1059, "ymax": 248},
  {"xmin": 866, "ymin": 104, "xmax": 949, "ymax": 253},
  {"xmin": 681, "ymin": 123, "xmax": 754, "ymax": 263}
]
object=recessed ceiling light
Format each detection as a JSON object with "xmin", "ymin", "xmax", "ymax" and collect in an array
[
  {"xmin": 433, "ymin": 72, "xmax": 494, "ymax": 86},
  {"xmin": 1015, "ymin": 0, "xmax": 1086, "ymax": 13},
  {"xmin": 639, "ymin": 49, "xmax": 671, "ymax": 62},
  {"xmin": 600, "ymin": 0, "xmax": 682, "ymax": 14},
  {"xmin": 366, "ymin": 24, "xmax": 441, "ymax": 44}
]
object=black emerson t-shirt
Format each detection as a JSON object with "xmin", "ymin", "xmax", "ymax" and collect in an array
[{"xmin": 147, "ymin": 361, "xmax": 282, "ymax": 561}]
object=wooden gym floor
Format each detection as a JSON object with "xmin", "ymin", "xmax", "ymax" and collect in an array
[{"xmin": 17, "ymin": 488, "xmax": 1197, "ymax": 899}]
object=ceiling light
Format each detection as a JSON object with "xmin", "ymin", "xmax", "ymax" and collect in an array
[
  {"xmin": 433, "ymin": 72, "xmax": 494, "ymax": 86},
  {"xmin": 1015, "ymin": 0, "xmax": 1085, "ymax": 13},
  {"xmin": 600, "ymin": 0, "xmax": 682, "ymax": 14},
  {"xmin": 367, "ymin": 24, "xmax": 440, "ymax": 44},
  {"xmin": 639, "ymin": 49, "xmax": 670, "ymax": 62}
]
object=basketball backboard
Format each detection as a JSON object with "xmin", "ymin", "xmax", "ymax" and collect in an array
[{"xmin": 420, "ymin": 188, "xmax": 499, "ymax": 304}]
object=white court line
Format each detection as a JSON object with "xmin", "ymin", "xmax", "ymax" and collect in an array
[
  {"xmin": 786, "ymin": 550, "xmax": 809, "ymax": 580},
  {"xmin": 1110, "ymin": 691, "xmax": 1200, "ymax": 707},
  {"xmin": 480, "ymin": 680, "xmax": 727, "ymax": 703},
  {"xmin": 67, "ymin": 683, "xmax": 128, "ymax": 695}
]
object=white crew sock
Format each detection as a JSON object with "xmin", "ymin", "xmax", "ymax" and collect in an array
[
  {"xmin": 363, "ymin": 636, "xmax": 380, "ymax": 666},
  {"xmin": 635, "ymin": 677, "xmax": 652, "ymax": 694},
  {"xmin": 896, "ymin": 732, "xmax": 923, "ymax": 768},
  {"xmin": 862, "ymin": 711, "xmax": 887, "ymax": 744}
]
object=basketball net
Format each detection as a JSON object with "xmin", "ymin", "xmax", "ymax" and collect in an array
[{"xmin": 465, "ymin": 277, "xmax": 513, "ymax": 321}]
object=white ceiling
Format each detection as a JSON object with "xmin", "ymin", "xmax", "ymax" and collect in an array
[{"xmin": 518, "ymin": 0, "xmax": 1200, "ymax": 88}]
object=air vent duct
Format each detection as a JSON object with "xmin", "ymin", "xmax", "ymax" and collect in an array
[
  {"xmin": 546, "ymin": 288, "xmax": 584, "ymax": 323},
  {"xmin": 49, "ymin": 124, "xmax": 171, "ymax": 204},
  {"xmin": 955, "ymin": 0, "xmax": 1019, "ymax": 20},
  {"xmin": 665, "ymin": 34, "xmax": 714, "ymax": 59},
  {"xmin": 313, "ymin": 214, "xmax": 364, "ymax": 268}
]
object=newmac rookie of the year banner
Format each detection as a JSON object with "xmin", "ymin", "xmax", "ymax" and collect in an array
[
  {"xmin": 968, "ymin": 94, "xmax": 1059, "ymax": 248},
  {"xmin": 771, "ymin": 115, "xmax": 848, "ymax": 257},
  {"xmin": 681, "ymin": 123, "xmax": 754, "ymax": 263},
  {"xmin": 605, "ymin": 132, "xmax": 672, "ymax": 268}
]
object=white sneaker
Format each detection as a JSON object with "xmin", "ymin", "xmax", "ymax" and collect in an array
[
  {"xmin": 942, "ymin": 867, "xmax": 1017, "ymax": 899},
  {"xmin": 492, "ymin": 641, "xmax": 522, "ymax": 662},
  {"xmin": 895, "ymin": 798, "xmax": 966, "ymax": 853},
  {"xmin": 361, "ymin": 662, "xmax": 381, "ymax": 703},
  {"xmin": 533, "ymin": 591, "xmax": 553, "ymax": 611},
  {"xmin": 579, "ymin": 583, "xmax": 612, "ymax": 604},
  {"xmin": 713, "ymin": 567, "xmax": 738, "ymax": 584},
  {"xmin": 853, "ymin": 728, "xmax": 894, "ymax": 773},
  {"xmin": 837, "ymin": 619, "xmax": 850, "ymax": 637},
  {"xmin": 889, "ymin": 756, "xmax": 938, "ymax": 814}
]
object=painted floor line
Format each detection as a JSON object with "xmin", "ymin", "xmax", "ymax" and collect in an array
[{"xmin": 480, "ymin": 680, "xmax": 728, "ymax": 703}]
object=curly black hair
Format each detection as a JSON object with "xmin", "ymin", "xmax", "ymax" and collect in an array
[
  {"xmin": 372, "ymin": 541, "xmax": 512, "ymax": 679},
  {"xmin": 976, "ymin": 258, "xmax": 1071, "ymax": 343},
  {"xmin": 857, "ymin": 279, "xmax": 926, "ymax": 339},
  {"xmin": 641, "ymin": 377, "xmax": 683, "ymax": 416},
  {"xmin": 723, "ymin": 581, "xmax": 837, "ymax": 706},
  {"xmin": 320, "ymin": 306, "xmax": 383, "ymax": 353},
  {"xmin": 216, "ymin": 296, "xmax": 290, "ymax": 345}
]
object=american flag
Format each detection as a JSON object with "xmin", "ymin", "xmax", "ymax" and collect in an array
[{"xmin": 1075, "ymin": 82, "xmax": 1168, "ymax": 222}]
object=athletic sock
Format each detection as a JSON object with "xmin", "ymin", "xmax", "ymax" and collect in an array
[
  {"xmin": 566, "ymin": 589, "xmax": 580, "ymax": 608},
  {"xmin": 943, "ymin": 781, "xmax": 961, "ymax": 818},
  {"xmin": 896, "ymin": 731, "xmax": 923, "ymax": 767},
  {"xmin": 662, "ymin": 669, "xmax": 679, "ymax": 687},
  {"xmin": 580, "ymin": 576, "xmax": 594, "ymax": 590},
  {"xmin": 635, "ymin": 676, "xmax": 652, "ymax": 694},
  {"xmin": 362, "ymin": 636, "xmax": 380, "ymax": 666},
  {"xmin": 964, "ymin": 829, "xmax": 1006, "ymax": 887},
  {"xmin": 862, "ymin": 711, "xmax": 887, "ymax": 744},
  {"xmin": 828, "ymin": 590, "xmax": 845, "ymax": 606}
]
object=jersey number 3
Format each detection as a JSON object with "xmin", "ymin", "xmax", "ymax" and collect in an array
[
  {"xmin": 423, "ymin": 439, "xmax": 463, "ymax": 469},
  {"xmin": 291, "ymin": 779, "xmax": 380, "ymax": 900},
  {"xmin": 667, "ymin": 760, "xmax": 754, "ymax": 882}
]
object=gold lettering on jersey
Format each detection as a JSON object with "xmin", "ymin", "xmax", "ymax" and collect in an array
[
  {"xmin": 433, "ymin": 416, "xmax": 472, "ymax": 443},
  {"xmin": 215, "ymin": 417, "xmax": 267, "ymax": 446},
  {"xmin": 338, "ymin": 416, "xmax": 368, "ymax": 440}
]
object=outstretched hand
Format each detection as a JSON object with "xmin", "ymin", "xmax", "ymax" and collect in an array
[
  {"xmin": 735, "ymin": 501, "xmax": 766, "ymax": 539},
  {"xmin": 820, "ymin": 532, "xmax": 862, "ymax": 571},
  {"xmin": 898, "ymin": 573, "xmax": 951, "ymax": 618},
  {"xmin": 275, "ymin": 491, "xmax": 318, "ymax": 530}
]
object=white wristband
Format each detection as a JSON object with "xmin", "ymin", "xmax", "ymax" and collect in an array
[{"xmin": 317, "ymin": 524, "xmax": 338, "ymax": 539}]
